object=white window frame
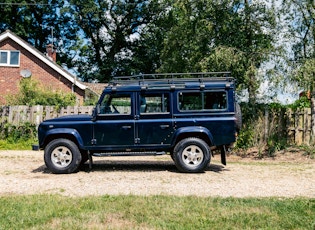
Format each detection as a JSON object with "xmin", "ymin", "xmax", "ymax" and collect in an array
[{"xmin": 0, "ymin": 50, "xmax": 20, "ymax": 67}]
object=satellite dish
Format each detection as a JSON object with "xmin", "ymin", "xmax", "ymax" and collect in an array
[{"xmin": 20, "ymin": 69, "xmax": 32, "ymax": 78}]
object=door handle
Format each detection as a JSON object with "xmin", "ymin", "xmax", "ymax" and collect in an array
[
  {"xmin": 160, "ymin": 124, "xmax": 169, "ymax": 129},
  {"xmin": 122, "ymin": 125, "xmax": 132, "ymax": 129}
]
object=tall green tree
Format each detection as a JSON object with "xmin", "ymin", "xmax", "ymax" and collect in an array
[
  {"xmin": 65, "ymin": 0, "xmax": 163, "ymax": 82},
  {"xmin": 0, "ymin": 0, "xmax": 82, "ymax": 72},
  {"xmin": 0, "ymin": 1, "xmax": 61, "ymax": 54},
  {"xmin": 159, "ymin": 0, "xmax": 276, "ymax": 104},
  {"xmin": 282, "ymin": 0, "xmax": 315, "ymax": 143}
]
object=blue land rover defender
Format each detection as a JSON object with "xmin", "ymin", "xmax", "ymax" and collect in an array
[{"xmin": 38, "ymin": 72, "xmax": 241, "ymax": 173}]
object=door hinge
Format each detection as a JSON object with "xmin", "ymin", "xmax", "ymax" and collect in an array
[{"xmin": 91, "ymin": 139, "xmax": 97, "ymax": 145}]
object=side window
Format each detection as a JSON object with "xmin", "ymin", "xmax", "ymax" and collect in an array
[
  {"xmin": 178, "ymin": 92, "xmax": 202, "ymax": 110},
  {"xmin": 204, "ymin": 92, "xmax": 227, "ymax": 110},
  {"xmin": 140, "ymin": 93, "xmax": 169, "ymax": 114},
  {"xmin": 99, "ymin": 94, "xmax": 131, "ymax": 115},
  {"xmin": 179, "ymin": 91, "xmax": 227, "ymax": 111}
]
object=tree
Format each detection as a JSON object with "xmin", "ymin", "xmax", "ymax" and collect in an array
[
  {"xmin": 65, "ymin": 0, "xmax": 163, "ymax": 82},
  {"xmin": 0, "ymin": 1, "xmax": 61, "ymax": 54},
  {"xmin": 0, "ymin": 0, "xmax": 84, "ymax": 74},
  {"xmin": 159, "ymin": 0, "xmax": 277, "ymax": 104},
  {"xmin": 282, "ymin": 0, "xmax": 315, "ymax": 144}
]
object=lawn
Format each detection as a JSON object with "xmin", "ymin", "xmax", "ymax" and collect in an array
[{"xmin": 0, "ymin": 195, "xmax": 314, "ymax": 229}]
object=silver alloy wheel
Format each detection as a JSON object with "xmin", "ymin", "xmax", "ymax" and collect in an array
[
  {"xmin": 51, "ymin": 146, "xmax": 73, "ymax": 168},
  {"xmin": 182, "ymin": 145, "xmax": 204, "ymax": 166}
]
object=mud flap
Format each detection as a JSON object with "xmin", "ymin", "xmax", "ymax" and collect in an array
[{"xmin": 220, "ymin": 145, "xmax": 226, "ymax": 165}]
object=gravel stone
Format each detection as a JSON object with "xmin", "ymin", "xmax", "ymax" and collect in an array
[{"xmin": 0, "ymin": 150, "xmax": 314, "ymax": 198}]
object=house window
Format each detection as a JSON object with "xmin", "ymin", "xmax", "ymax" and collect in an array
[{"xmin": 0, "ymin": 50, "xmax": 20, "ymax": 66}]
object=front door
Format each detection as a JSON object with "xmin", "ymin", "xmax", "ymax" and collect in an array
[{"xmin": 93, "ymin": 92, "xmax": 135, "ymax": 148}]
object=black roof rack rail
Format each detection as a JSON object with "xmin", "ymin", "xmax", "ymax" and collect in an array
[{"xmin": 110, "ymin": 72, "xmax": 232, "ymax": 86}]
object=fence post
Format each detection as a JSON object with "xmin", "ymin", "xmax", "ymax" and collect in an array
[
  {"xmin": 35, "ymin": 105, "xmax": 43, "ymax": 127},
  {"xmin": 264, "ymin": 108, "xmax": 269, "ymax": 142}
]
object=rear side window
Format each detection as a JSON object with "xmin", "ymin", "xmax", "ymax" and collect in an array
[
  {"xmin": 179, "ymin": 91, "xmax": 227, "ymax": 111},
  {"xmin": 140, "ymin": 93, "xmax": 169, "ymax": 114}
]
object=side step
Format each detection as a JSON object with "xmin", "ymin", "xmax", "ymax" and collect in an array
[
  {"xmin": 87, "ymin": 151, "xmax": 166, "ymax": 172},
  {"xmin": 92, "ymin": 151, "xmax": 166, "ymax": 157}
]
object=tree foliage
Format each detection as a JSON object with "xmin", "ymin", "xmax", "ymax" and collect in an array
[
  {"xmin": 63, "ymin": 0, "xmax": 164, "ymax": 82},
  {"xmin": 0, "ymin": 1, "xmax": 64, "ymax": 54},
  {"xmin": 159, "ymin": 0, "xmax": 276, "ymax": 103},
  {"xmin": 281, "ymin": 0, "xmax": 315, "ymax": 143},
  {"xmin": 281, "ymin": 0, "xmax": 315, "ymax": 90}
]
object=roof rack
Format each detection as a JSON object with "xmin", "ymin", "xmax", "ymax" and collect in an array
[{"xmin": 110, "ymin": 72, "xmax": 232, "ymax": 86}]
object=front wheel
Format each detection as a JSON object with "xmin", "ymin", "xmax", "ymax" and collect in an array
[
  {"xmin": 44, "ymin": 138, "xmax": 82, "ymax": 174},
  {"xmin": 173, "ymin": 138, "xmax": 211, "ymax": 173}
]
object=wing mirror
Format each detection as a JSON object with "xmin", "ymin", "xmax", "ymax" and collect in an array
[{"xmin": 92, "ymin": 104, "xmax": 100, "ymax": 121}]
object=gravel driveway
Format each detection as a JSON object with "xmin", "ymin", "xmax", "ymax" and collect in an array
[{"xmin": 0, "ymin": 150, "xmax": 314, "ymax": 198}]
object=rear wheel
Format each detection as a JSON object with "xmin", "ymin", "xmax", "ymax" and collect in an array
[
  {"xmin": 44, "ymin": 138, "xmax": 82, "ymax": 174},
  {"xmin": 173, "ymin": 138, "xmax": 211, "ymax": 173}
]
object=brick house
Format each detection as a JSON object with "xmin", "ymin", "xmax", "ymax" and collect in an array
[{"xmin": 0, "ymin": 30, "xmax": 88, "ymax": 105}]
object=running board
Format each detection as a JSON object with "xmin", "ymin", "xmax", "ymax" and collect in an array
[
  {"xmin": 87, "ymin": 151, "xmax": 166, "ymax": 172},
  {"xmin": 92, "ymin": 151, "xmax": 166, "ymax": 157}
]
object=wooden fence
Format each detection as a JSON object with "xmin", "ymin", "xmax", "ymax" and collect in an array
[
  {"xmin": 0, "ymin": 105, "xmax": 313, "ymax": 146},
  {"xmin": 0, "ymin": 106, "xmax": 94, "ymax": 126},
  {"xmin": 287, "ymin": 108, "xmax": 312, "ymax": 145}
]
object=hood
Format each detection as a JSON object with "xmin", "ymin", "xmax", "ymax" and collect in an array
[{"xmin": 43, "ymin": 114, "xmax": 92, "ymax": 123}]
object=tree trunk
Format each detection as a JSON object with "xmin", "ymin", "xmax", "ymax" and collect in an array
[{"xmin": 310, "ymin": 93, "xmax": 315, "ymax": 145}]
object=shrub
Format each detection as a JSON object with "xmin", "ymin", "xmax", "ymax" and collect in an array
[
  {"xmin": 287, "ymin": 96, "xmax": 311, "ymax": 110},
  {"xmin": 236, "ymin": 102, "xmax": 288, "ymax": 155},
  {"xmin": 6, "ymin": 78, "xmax": 76, "ymax": 107},
  {"xmin": 0, "ymin": 121, "xmax": 37, "ymax": 142}
]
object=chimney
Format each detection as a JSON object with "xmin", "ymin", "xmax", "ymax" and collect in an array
[{"xmin": 46, "ymin": 44, "xmax": 56, "ymax": 62}]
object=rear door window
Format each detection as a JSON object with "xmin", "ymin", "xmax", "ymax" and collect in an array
[{"xmin": 139, "ymin": 93, "xmax": 170, "ymax": 114}]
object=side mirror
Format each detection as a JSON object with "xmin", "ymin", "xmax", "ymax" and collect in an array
[
  {"xmin": 92, "ymin": 105, "xmax": 100, "ymax": 121},
  {"xmin": 96, "ymin": 104, "xmax": 100, "ymax": 113}
]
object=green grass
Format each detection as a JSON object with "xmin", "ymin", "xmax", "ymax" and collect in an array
[
  {"xmin": 0, "ymin": 139, "xmax": 37, "ymax": 150},
  {"xmin": 0, "ymin": 195, "xmax": 314, "ymax": 229}
]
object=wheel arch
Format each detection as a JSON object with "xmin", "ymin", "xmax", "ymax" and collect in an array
[
  {"xmin": 41, "ymin": 128, "xmax": 84, "ymax": 150},
  {"xmin": 171, "ymin": 127, "xmax": 214, "ymax": 148}
]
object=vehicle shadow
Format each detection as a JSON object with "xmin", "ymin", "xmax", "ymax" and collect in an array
[
  {"xmin": 80, "ymin": 159, "xmax": 228, "ymax": 173},
  {"xmin": 81, "ymin": 159, "xmax": 177, "ymax": 172},
  {"xmin": 32, "ymin": 160, "xmax": 228, "ymax": 174}
]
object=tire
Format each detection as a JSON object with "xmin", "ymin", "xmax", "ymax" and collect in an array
[
  {"xmin": 173, "ymin": 138, "xmax": 211, "ymax": 173},
  {"xmin": 44, "ymin": 138, "xmax": 82, "ymax": 174}
]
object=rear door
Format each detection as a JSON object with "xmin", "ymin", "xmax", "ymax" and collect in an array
[{"xmin": 135, "ymin": 92, "xmax": 173, "ymax": 146}]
